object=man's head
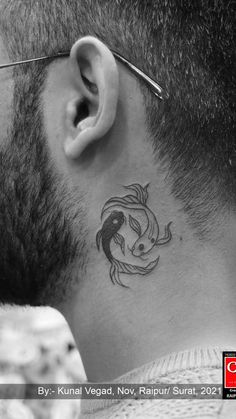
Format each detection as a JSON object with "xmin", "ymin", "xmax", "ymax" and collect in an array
[{"xmin": 0, "ymin": 0, "xmax": 235, "ymax": 309}]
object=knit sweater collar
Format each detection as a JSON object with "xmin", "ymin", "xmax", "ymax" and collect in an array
[{"xmin": 80, "ymin": 346, "xmax": 223, "ymax": 415}]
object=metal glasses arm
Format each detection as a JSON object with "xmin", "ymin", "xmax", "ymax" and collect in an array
[
  {"xmin": 0, "ymin": 50, "xmax": 168, "ymax": 100},
  {"xmin": 0, "ymin": 51, "xmax": 70, "ymax": 69},
  {"xmin": 111, "ymin": 50, "xmax": 168, "ymax": 100}
]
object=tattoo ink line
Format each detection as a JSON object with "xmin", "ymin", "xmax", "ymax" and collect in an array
[{"xmin": 96, "ymin": 183, "xmax": 172, "ymax": 287}]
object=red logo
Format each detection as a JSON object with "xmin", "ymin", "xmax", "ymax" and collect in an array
[{"xmin": 224, "ymin": 357, "xmax": 236, "ymax": 388}]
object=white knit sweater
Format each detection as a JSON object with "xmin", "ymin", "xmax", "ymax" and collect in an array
[{"xmin": 79, "ymin": 347, "xmax": 235, "ymax": 418}]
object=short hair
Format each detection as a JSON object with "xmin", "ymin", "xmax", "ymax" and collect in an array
[{"xmin": 1, "ymin": 0, "xmax": 235, "ymax": 239}]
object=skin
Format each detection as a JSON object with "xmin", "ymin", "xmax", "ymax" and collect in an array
[
  {"xmin": 96, "ymin": 210, "xmax": 125, "ymax": 262},
  {"xmin": 101, "ymin": 186, "xmax": 172, "ymax": 258},
  {"xmin": 131, "ymin": 206, "xmax": 158, "ymax": 256},
  {"xmin": 0, "ymin": 10, "xmax": 236, "ymax": 387},
  {"xmin": 102, "ymin": 200, "xmax": 160, "ymax": 256}
]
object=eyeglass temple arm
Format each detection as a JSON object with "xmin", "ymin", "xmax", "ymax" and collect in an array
[
  {"xmin": 0, "ymin": 51, "xmax": 70, "ymax": 69},
  {"xmin": 112, "ymin": 50, "xmax": 168, "ymax": 100},
  {"xmin": 0, "ymin": 50, "xmax": 168, "ymax": 100}
]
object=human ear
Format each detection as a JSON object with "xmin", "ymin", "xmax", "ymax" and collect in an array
[{"xmin": 64, "ymin": 36, "xmax": 119, "ymax": 159}]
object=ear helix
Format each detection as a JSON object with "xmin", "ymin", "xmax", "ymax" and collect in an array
[{"xmin": 64, "ymin": 36, "xmax": 119, "ymax": 159}]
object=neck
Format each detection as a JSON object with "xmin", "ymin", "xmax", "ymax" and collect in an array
[{"xmin": 61, "ymin": 206, "xmax": 236, "ymax": 382}]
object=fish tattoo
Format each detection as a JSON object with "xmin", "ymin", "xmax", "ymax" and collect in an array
[{"xmin": 96, "ymin": 183, "xmax": 172, "ymax": 287}]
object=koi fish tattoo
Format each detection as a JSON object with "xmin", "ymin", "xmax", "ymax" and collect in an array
[{"xmin": 96, "ymin": 183, "xmax": 172, "ymax": 287}]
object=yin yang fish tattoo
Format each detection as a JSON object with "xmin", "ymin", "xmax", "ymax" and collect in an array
[{"xmin": 96, "ymin": 183, "xmax": 172, "ymax": 287}]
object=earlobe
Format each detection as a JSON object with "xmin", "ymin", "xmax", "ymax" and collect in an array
[{"xmin": 64, "ymin": 37, "xmax": 119, "ymax": 159}]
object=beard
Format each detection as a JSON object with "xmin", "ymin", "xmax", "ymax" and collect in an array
[{"xmin": 0, "ymin": 66, "xmax": 87, "ymax": 307}]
